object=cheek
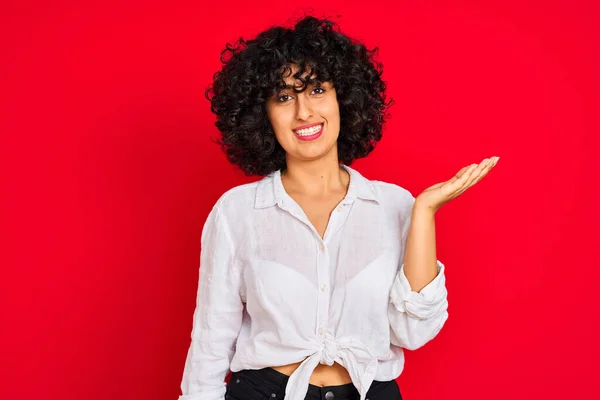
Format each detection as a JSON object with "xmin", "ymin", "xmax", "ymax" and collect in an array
[
  {"xmin": 322, "ymin": 98, "xmax": 340, "ymax": 122},
  {"xmin": 273, "ymin": 120, "xmax": 293, "ymax": 141},
  {"xmin": 271, "ymin": 121, "xmax": 294, "ymax": 149},
  {"xmin": 267, "ymin": 109, "xmax": 290, "ymax": 135}
]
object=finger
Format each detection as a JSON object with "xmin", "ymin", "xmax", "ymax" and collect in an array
[
  {"xmin": 450, "ymin": 158, "xmax": 492, "ymax": 193},
  {"xmin": 459, "ymin": 163, "xmax": 478, "ymax": 185},
  {"xmin": 465, "ymin": 159, "xmax": 490, "ymax": 187},
  {"xmin": 471, "ymin": 160, "xmax": 495, "ymax": 185},
  {"xmin": 459, "ymin": 158, "xmax": 492, "ymax": 193},
  {"xmin": 451, "ymin": 163, "xmax": 484, "ymax": 197},
  {"xmin": 447, "ymin": 164, "xmax": 477, "ymax": 192},
  {"xmin": 429, "ymin": 166, "xmax": 469, "ymax": 192},
  {"xmin": 426, "ymin": 181, "xmax": 445, "ymax": 191},
  {"xmin": 455, "ymin": 165, "xmax": 470, "ymax": 178},
  {"xmin": 448, "ymin": 166, "xmax": 470, "ymax": 185},
  {"xmin": 470, "ymin": 169, "xmax": 489, "ymax": 188},
  {"xmin": 433, "ymin": 166, "xmax": 470, "ymax": 192},
  {"xmin": 467, "ymin": 161, "xmax": 489, "ymax": 186}
]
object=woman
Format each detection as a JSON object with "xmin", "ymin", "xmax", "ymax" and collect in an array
[{"xmin": 178, "ymin": 15, "xmax": 498, "ymax": 400}]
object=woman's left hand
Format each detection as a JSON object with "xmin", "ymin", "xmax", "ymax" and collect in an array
[{"xmin": 415, "ymin": 156, "xmax": 500, "ymax": 213}]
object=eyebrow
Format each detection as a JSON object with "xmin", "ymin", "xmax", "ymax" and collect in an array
[{"xmin": 279, "ymin": 81, "xmax": 324, "ymax": 91}]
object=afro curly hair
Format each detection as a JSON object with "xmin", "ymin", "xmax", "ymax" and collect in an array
[{"xmin": 205, "ymin": 15, "xmax": 394, "ymax": 176}]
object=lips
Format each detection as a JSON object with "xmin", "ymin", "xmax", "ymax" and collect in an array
[
  {"xmin": 293, "ymin": 123, "xmax": 324, "ymax": 141},
  {"xmin": 293, "ymin": 122, "xmax": 323, "ymax": 132}
]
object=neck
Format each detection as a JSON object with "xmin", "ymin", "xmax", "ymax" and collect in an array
[{"xmin": 282, "ymin": 153, "xmax": 349, "ymax": 197}]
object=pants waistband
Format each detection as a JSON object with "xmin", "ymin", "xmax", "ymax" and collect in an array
[
  {"xmin": 271, "ymin": 367, "xmax": 358, "ymax": 397},
  {"xmin": 232, "ymin": 367, "xmax": 386, "ymax": 399}
]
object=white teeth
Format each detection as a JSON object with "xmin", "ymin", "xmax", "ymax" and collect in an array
[{"xmin": 294, "ymin": 124, "xmax": 322, "ymax": 136}]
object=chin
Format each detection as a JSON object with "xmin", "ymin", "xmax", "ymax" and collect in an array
[{"xmin": 296, "ymin": 143, "xmax": 338, "ymax": 161}]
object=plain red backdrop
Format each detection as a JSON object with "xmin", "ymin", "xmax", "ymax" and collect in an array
[{"xmin": 1, "ymin": 1, "xmax": 599, "ymax": 399}]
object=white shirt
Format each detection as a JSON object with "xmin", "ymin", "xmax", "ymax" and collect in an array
[{"xmin": 178, "ymin": 164, "xmax": 449, "ymax": 400}]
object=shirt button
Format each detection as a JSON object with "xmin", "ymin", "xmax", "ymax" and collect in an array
[
  {"xmin": 318, "ymin": 328, "xmax": 324, "ymax": 335},
  {"xmin": 319, "ymin": 243, "xmax": 325, "ymax": 251},
  {"xmin": 320, "ymin": 284, "xmax": 328, "ymax": 292},
  {"xmin": 337, "ymin": 206, "xmax": 343, "ymax": 212},
  {"xmin": 325, "ymin": 391, "xmax": 335, "ymax": 400}
]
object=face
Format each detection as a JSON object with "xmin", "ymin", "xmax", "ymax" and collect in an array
[{"xmin": 266, "ymin": 64, "xmax": 340, "ymax": 164}]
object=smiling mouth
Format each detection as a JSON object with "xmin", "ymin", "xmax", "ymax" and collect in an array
[{"xmin": 293, "ymin": 123, "xmax": 323, "ymax": 137}]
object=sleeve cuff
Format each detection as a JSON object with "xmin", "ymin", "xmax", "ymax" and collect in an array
[{"xmin": 390, "ymin": 260, "xmax": 448, "ymax": 320}]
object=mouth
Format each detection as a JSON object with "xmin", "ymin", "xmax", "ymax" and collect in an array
[{"xmin": 293, "ymin": 123, "xmax": 324, "ymax": 141}]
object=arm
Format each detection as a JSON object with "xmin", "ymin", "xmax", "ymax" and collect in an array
[
  {"xmin": 179, "ymin": 206, "xmax": 244, "ymax": 400},
  {"xmin": 388, "ymin": 157, "xmax": 498, "ymax": 350},
  {"xmin": 403, "ymin": 200, "xmax": 442, "ymax": 292},
  {"xmin": 388, "ymin": 195, "xmax": 449, "ymax": 350}
]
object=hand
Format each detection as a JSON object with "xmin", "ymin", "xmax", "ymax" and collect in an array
[{"xmin": 415, "ymin": 156, "xmax": 500, "ymax": 213}]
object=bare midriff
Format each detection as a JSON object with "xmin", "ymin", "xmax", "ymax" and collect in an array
[{"xmin": 271, "ymin": 360, "xmax": 352, "ymax": 386}]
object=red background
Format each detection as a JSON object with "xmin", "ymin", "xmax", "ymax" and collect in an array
[{"xmin": 2, "ymin": 1, "xmax": 599, "ymax": 399}]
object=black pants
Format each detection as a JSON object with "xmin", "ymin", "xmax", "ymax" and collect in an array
[{"xmin": 226, "ymin": 367, "xmax": 403, "ymax": 400}]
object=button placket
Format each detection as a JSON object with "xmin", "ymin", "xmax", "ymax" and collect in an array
[
  {"xmin": 316, "ymin": 237, "xmax": 330, "ymax": 341},
  {"xmin": 278, "ymin": 197, "xmax": 314, "ymax": 233},
  {"xmin": 314, "ymin": 201, "xmax": 351, "ymax": 342},
  {"xmin": 323, "ymin": 200, "xmax": 353, "ymax": 243},
  {"xmin": 281, "ymin": 194, "xmax": 345, "ymax": 343}
]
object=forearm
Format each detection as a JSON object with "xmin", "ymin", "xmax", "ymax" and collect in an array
[{"xmin": 402, "ymin": 200, "xmax": 439, "ymax": 293}]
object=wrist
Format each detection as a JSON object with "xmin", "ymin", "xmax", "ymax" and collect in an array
[{"xmin": 413, "ymin": 198, "xmax": 438, "ymax": 217}]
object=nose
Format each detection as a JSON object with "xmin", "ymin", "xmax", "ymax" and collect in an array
[{"xmin": 295, "ymin": 93, "xmax": 313, "ymax": 121}]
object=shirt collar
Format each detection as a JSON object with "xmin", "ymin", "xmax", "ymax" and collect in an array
[{"xmin": 254, "ymin": 164, "xmax": 379, "ymax": 209}]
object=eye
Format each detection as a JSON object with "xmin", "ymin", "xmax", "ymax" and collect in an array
[
  {"xmin": 276, "ymin": 94, "xmax": 292, "ymax": 103},
  {"xmin": 275, "ymin": 87, "xmax": 325, "ymax": 103}
]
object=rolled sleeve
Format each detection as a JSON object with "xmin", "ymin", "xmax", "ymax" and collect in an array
[
  {"xmin": 388, "ymin": 260, "xmax": 449, "ymax": 350},
  {"xmin": 391, "ymin": 260, "xmax": 448, "ymax": 319}
]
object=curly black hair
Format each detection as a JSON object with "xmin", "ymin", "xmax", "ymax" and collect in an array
[{"xmin": 205, "ymin": 15, "xmax": 394, "ymax": 176}]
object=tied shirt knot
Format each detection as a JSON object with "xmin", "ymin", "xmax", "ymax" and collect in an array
[{"xmin": 320, "ymin": 333, "xmax": 338, "ymax": 366}]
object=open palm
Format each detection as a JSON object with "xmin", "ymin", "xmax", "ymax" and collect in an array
[{"xmin": 416, "ymin": 156, "xmax": 500, "ymax": 213}]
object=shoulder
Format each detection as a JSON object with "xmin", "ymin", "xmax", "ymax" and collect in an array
[
  {"xmin": 212, "ymin": 180, "xmax": 261, "ymax": 214},
  {"xmin": 366, "ymin": 177, "xmax": 416, "ymax": 218},
  {"xmin": 346, "ymin": 165, "xmax": 416, "ymax": 215},
  {"xmin": 372, "ymin": 180, "xmax": 414, "ymax": 201}
]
